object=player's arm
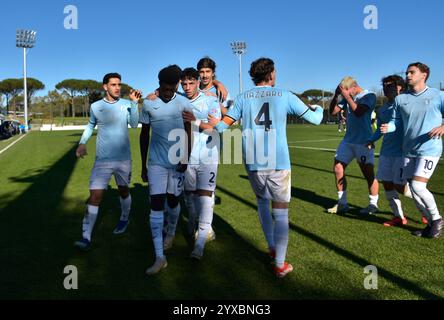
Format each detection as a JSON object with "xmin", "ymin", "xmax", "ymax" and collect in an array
[
  {"xmin": 145, "ymin": 88, "xmax": 159, "ymax": 101},
  {"xmin": 182, "ymin": 111, "xmax": 215, "ymax": 132},
  {"xmin": 128, "ymin": 90, "xmax": 142, "ymax": 128},
  {"xmin": 366, "ymin": 117, "xmax": 383, "ymax": 149},
  {"xmin": 288, "ymin": 92, "xmax": 323, "ymax": 125},
  {"xmin": 208, "ymin": 115, "xmax": 236, "ymax": 133},
  {"xmin": 380, "ymin": 100, "xmax": 401, "ymax": 134},
  {"xmin": 173, "ymin": 120, "xmax": 192, "ymax": 173},
  {"xmin": 76, "ymin": 109, "xmax": 97, "ymax": 158},
  {"xmin": 428, "ymin": 93, "xmax": 444, "ymax": 139},
  {"xmin": 210, "ymin": 96, "xmax": 242, "ymax": 132},
  {"xmin": 340, "ymin": 87, "xmax": 369, "ymax": 117},
  {"xmin": 212, "ymin": 79, "xmax": 228, "ymax": 102},
  {"xmin": 139, "ymin": 123, "xmax": 150, "ymax": 182},
  {"xmin": 329, "ymin": 85, "xmax": 344, "ymax": 116},
  {"xmin": 219, "ymin": 102, "xmax": 228, "ymax": 116}
]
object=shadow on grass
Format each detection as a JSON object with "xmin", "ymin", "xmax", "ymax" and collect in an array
[
  {"xmin": 288, "ymin": 221, "xmax": 441, "ymax": 299},
  {"xmin": 291, "ymin": 162, "xmax": 368, "ymax": 181},
  {"xmin": 217, "ymin": 177, "xmax": 441, "ymax": 299},
  {"xmin": 0, "ymin": 144, "xmax": 80, "ymax": 299}
]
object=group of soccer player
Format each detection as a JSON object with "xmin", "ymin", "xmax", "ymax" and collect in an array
[
  {"xmin": 73, "ymin": 56, "xmax": 443, "ymax": 279},
  {"xmin": 328, "ymin": 62, "xmax": 443, "ymax": 240}
]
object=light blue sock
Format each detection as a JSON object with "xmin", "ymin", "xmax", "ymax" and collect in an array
[
  {"xmin": 166, "ymin": 203, "xmax": 181, "ymax": 236},
  {"xmin": 272, "ymin": 208, "xmax": 289, "ymax": 268},
  {"xmin": 257, "ymin": 198, "xmax": 274, "ymax": 250},
  {"xmin": 195, "ymin": 196, "xmax": 214, "ymax": 248},
  {"xmin": 150, "ymin": 210, "xmax": 164, "ymax": 258}
]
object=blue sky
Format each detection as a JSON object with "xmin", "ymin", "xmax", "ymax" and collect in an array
[{"xmin": 0, "ymin": 0, "xmax": 443, "ymax": 99}]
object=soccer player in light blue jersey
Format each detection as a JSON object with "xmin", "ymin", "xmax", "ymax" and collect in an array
[
  {"xmin": 210, "ymin": 58, "xmax": 323, "ymax": 278},
  {"xmin": 74, "ymin": 73, "xmax": 141, "ymax": 251},
  {"xmin": 328, "ymin": 77, "xmax": 379, "ymax": 215},
  {"xmin": 140, "ymin": 65, "xmax": 194, "ymax": 274},
  {"xmin": 197, "ymin": 57, "xmax": 230, "ymax": 113},
  {"xmin": 366, "ymin": 75, "xmax": 415, "ymax": 227},
  {"xmin": 180, "ymin": 67, "xmax": 221, "ymax": 260},
  {"xmin": 381, "ymin": 62, "xmax": 444, "ymax": 238},
  {"xmin": 196, "ymin": 57, "xmax": 230, "ymax": 210}
]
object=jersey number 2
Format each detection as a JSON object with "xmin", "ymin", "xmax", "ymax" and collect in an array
[{"xmin": 254, "ymin": 103, "xmax": 272, "ymax": 131}]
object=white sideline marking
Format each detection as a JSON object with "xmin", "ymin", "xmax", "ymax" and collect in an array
[
  {"xmin": 0, "ymin": 135, "xmax": 27, "ymax": 155},
  {"xmin": 289, "ymin": 145, "xmax": 443, "ymax": 161},
  {"xmin": 289, "ymin": 146, "xmax": 336, "ymax": 152},
  {"xmin": 289, "ymin": 145, "xmax": 381, "ymax": 156},
  {"xmin": 288, "ymin": 139, "xmax": 342, "ymax": 144}
]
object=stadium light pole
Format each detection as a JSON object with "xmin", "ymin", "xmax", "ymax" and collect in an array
[
  {"xmin": 231, "ymin": 41, "xmax": 247, "ymax": 94},
  {"xmin": 16, "ymin": 29, "xmax": 37, "ymax": 132}
]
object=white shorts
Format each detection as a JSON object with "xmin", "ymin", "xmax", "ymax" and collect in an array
[
  {"xmin": 184, "ymin": 164, "xmax": 218, "ymax": 192},
  {"xmin": 402, "ymin": 156, "xmax": 440, "ymax": 180},
  {"xmin": 335, "ymin": 140, "xmax": 374, "ymax": 165},
  {"xmin": 247, "ymin": 170, "xmax": 291, "ymax": 203},
  {"xmin": 148, "ymin": 165, "xmax": 184, "ymax": 196},
  {"xmin": 376, "ymin": 155, "xmax": 406, "ymax": 185},
  {"xmin": 89, "ymin": 160, "xmax": 132, "ymax": 190}
]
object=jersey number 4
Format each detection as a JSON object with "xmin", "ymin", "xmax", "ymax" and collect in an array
[{"xmin": 254, "ymin": 103, "xmax": 272, "ymax": 131}]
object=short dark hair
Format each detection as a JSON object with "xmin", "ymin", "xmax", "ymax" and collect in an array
[
  {"xmin": 197, "ymin": 57, "xmax": 216, "ymax": 72},
  {"xmin": 408, "ymin": 62, "xmax": 430, "ymax": 81},
  {"xmin": 180, "ymin": 67, "xmax": 200, "ymax": 81},
  {"xmin": 381, "ymin": 74, "xmax": 406, "ymax": 90},
  {"xmin": 158, "ymin": 65, "xmax": 182, "ymax": 85},
  {"xmin": 103, "ymin": 73, "xmax": 121, "ymax": 84},
  {"xmin": 249, "ymin": 58, "xmax": 275, "ymax": 85}
]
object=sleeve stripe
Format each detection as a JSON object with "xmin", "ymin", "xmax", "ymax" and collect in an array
[
  {"xmin": 225, "ymin": 115, "xmax": 237, "ymax": 122},
  {"xmin": 297, "ymin": 108, "xmax": 310, "ymax": 118}
]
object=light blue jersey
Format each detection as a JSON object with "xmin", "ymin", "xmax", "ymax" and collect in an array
[
  {"xmin": 369, "ymin": 102, "xmax": 403, "ymax": 157},
  {"xmin": 387, "ymin": 87, "xmax": 444, "ymax": 157},
  {"xmin": 188, "ymin": 92, "xmax": 221, "ymax": 164},
  {"xmin": 140, "ymin": 94, "xmax": 194, "ymax": 169},
  {"xmin": 218, "ymin": 86, "xmax": 323, "ymax": 171},
  {"xmin": 79, "ymin": 98, "xmax": 139, "ymax": 162},
  {"xmin": 340, "ymin": 90, "xmax": 376, "ymax": 144},
  {"xmin": 200, "ymin": 85, "xmax": 231, "ymax": 107}
]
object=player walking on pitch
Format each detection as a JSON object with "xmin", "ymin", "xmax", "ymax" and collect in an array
[
  {"xmin": 210, "ymin": 58, "xmax": 323, "ymax": 277},
  {"xmin": 74, "ymin": 73, "xmax": 141, "ymax": 251}
]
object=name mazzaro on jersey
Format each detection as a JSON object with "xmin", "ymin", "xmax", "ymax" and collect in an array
[{"xmin": 244, "ymin": 90, "xmax": 283, "ymax": 99}]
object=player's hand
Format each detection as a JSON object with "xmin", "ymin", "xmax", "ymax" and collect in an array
[
  {"xmin": 365, "ymin": 141, "xmax": 375, "ymax": 149},
  {"xmin": 146, "ymin": 89, "xmax": 159, "ymax": 101},
  {"xmin": 429, "ymin": 125, "xmax": 444, "ymax": 139},
  {"xmin": 215, "ymin": 83, "xmax": 228, "ymax": 102},
  {"xmin": 380, "ymin": 123, "xmax": 389, "ymax": 134},
  {"xmin": 339, "ymin": 85, "xmax": 350, "ymax": 98},
  {"xmin": 208, "ymin": 114, "xmax": 220, "ymax": 126},
  {"xmin": 141, "ymin": 167, "xmax": 148, "ymax": 183},
  {"xmin": 182, "ymin": 111, "xmax": 196, "ymax": 122},
  {"xmin": 176, "ymin": 162, "xmax": 188, "ymax": 173},
  {"xmin": 76, "ymin": 144, "xmax": 87, "ymax": 158},
  {"xmin": 129, "ymin": 89, "xmax": 142, "ymax": 102}
]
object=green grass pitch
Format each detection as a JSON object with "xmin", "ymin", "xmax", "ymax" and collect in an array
[{"xmin": 0, "ymin": 125, "xmax": 443, "ymax": 299}]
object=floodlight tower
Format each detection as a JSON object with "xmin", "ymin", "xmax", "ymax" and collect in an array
[
  {"xmin": 16, "ymin": 29, "xmax": 37, "ymax": 131},
  {"xmin": 231, "ymin": 41, "xmax": 247, "ymax": 94}
]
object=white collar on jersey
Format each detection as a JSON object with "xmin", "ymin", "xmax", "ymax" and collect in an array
[
  {"xmin": 410, "ymin": 86, "xmax": 429, "ymax": 96},
  {"xmin": 199, "ymin": 85, "xmax": 215, "ymax": 93},
  {"xmin": 103, "ymin": 97, "xmax": 120, "ymax": 104},
  {"xmin": 189, "ymin": 92, "xmax": 204, "ymax": 103}
]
